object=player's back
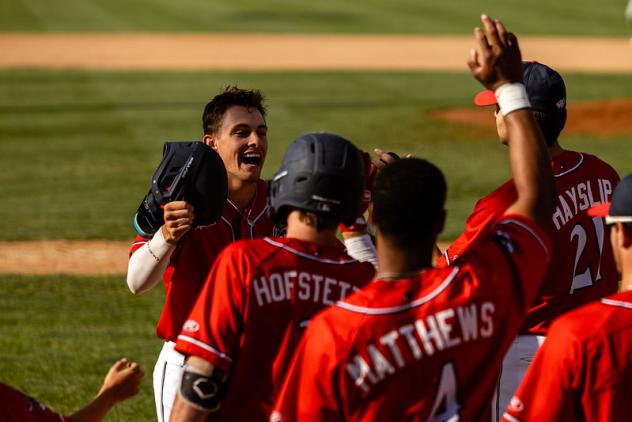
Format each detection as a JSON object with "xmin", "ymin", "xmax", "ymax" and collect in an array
[
  {"xmin": 272, "ymin": 215, "xmax": 551, "ymax": 421},
  {"xmin": 441, "ymin": 151, "xmax": 620, "ymax": 334},
  {"xmin": 523, "ymin": 151, "xmax": 619, "ymax": 333},
  {"xmin": 176, "ymin": 236, "xmax": 375, "ymax": 421},
  {"xmin": 505, "ymin": 290, "xmax": 632, "ymax": 422}
]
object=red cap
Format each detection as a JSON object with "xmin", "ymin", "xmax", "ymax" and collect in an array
[
  {"xmin": 474, "ymin": 90, "xmax": 497, "ymax": 107},
  {"xmin": 587, "ymin": 202, "xmax": 611, "ymax": 217}
]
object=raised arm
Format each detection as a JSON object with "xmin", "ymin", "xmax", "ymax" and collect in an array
[{"xmin": 467, "ymin": 15, "xmax": 555, "ymax": 228}]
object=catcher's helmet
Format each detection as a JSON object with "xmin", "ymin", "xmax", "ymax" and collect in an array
[
  {"xmin": 134, "ymin": 141, "xmax": 228, "ymax": 237},
  {"xmin": 268, "ymin": 133, "xmax": 364, "ymax": 226}
]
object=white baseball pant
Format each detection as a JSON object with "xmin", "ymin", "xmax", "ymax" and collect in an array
[
  {"xmin": 492, "ymin": 334, "xmax": 545, "ymax": 421},
  {"xmin": 153, "ymin": 341, "xmax": 186, "ymax": 422}
]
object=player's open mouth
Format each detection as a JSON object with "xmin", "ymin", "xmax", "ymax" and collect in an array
[{"xmin": 240, "ymin": 152, "xmax": 263, "ymax": 167}]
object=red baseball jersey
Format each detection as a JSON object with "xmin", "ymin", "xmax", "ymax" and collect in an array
[
  {"xmin": 0, "ymin": 382, "xmax": 68, "ymax": 421},
  {"xmin": 271, "ymin": 215, "xmax": 551, "ymax": 422},
  {"xmin": 439, "ymin": 151, "xmax": 620, "ymax": 334},
  {"xmin": 175, "ymin": 236, "xmax": 375, "ymax": 421},
  {"xmin": 503, "ymin": 290, "xmax": 632, "ymax": 422},
  {"xmin": 129, "ymin": 179, "xmax": 275, "ymax": 342}
]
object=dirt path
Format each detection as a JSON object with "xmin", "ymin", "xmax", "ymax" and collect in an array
[
  {"xmin": 1, "ymin": 34, "xmax": 632, "ymax": 72},
  {"xmin": 0, "ymin": 241, "xmax": 130, "ymax": 275}
]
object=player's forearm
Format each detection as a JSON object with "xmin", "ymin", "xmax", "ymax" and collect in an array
[
  {"xmin": 170, "ymin": 394, "xmax": 212, "ymax": 422},
  {"xmin": 126, "ymin": 228, "xmax": 175, "ymax": 294},
  {"xmin": 504, "ymin": 109, "xmax": 555, "ymax": 227},
  {"xmin": 69, "ymin": 392, "xmax": 118, "ymax": 422}
]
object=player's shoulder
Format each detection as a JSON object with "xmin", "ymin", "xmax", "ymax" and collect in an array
[
  {"xmin": 474, "ymin": 178, "xmax": 516, "ymax": 209},
  {"xmin": 463, "ymin": 214, "xmax": 550, "ymax": 261},
  {"xmin": 562, "ymin": 150, "xmax": 618, "ymax": 179},
  {"xmin": 549, "ymin": 290, "xmax": 632, "ymax": 342},
  {"xmin": 306, "ymin": 292, "xmax": 366, "ymax": 345}
]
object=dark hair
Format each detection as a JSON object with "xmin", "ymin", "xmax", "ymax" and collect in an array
[
  {"xmin": 372, "ymin": 158, "xmax": 446, "ymax": 249},
  {"xmin": 533, "ymin": 109, "xmax": 566, "ymax": 146},
  {"xmin": 202, "ymin": 87, "xmax": 266, "ymax": 135}
]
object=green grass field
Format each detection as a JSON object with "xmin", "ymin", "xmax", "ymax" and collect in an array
[
  {"xmin": 0, "ymin": 275, "xmax": 161, "ymax": 420},
  {"xmin": 1, "ymin": 70, "xmax": 630, "ymax": 241},
  {"xmin": 1, "ymin": 0, "xmax": 629, "ymax": 35}
]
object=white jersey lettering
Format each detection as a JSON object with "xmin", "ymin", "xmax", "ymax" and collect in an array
[{"xmin": 347, "ymin": 301, "xmax": 496, "ymax": 392}]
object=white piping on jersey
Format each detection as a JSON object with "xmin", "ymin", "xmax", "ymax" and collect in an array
[
  {"xmin": 263, "ymin": 237, "xmax": 358, "ymax": 265},
  {"xmin": 554, "ymin": 152, "xmax": 584, "ymax": 178},
  {"xmin": 334, "ymin": 267, "xmax": 460, "ymax": 315},
  {"xmin": 226, "ymin": 198, "xmax": 244, "ymax": 216},
  {"xmin": 251, "ymin": 205, "xmax": 268, "ymax": 223},
  {"xmin": 177, "ymin": 335, "xmax": 233, "ymax": 363},
  {"xmin": 496, "ymin": 218, "xmax": 549, "ymax": 261},
  {"xmin": 601, "ymin": 298, "xmax": 632, "ymax": 310},
  {"xmin": 249, "ymin": 205, "xmax": 269, "ymax": 239},
  {"xmin": 443, "ymin": 249, "xmax": 451, "ymax": 265},
  {"xmin": 502, "ymin": 412, "xmax": 522, "ymax": 422},
  {"xmin": 220, "ymin": 216, "xmax": 236, "ymax": 242}
]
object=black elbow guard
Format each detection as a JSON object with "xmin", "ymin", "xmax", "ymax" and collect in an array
[{"xmin": 179, "ymin": 364, "xmax": 227, "ymax": 412}]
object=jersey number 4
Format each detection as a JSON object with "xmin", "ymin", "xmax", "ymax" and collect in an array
[
  {"xmin": 428, "ymin": 362, "xmax": 461, "ymax": 422},
  {"xmin": 569, "ymin": 217, "xmax": 605, "ymax": 294}
]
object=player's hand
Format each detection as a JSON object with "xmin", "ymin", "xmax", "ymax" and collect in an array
[
  {"xmin": 98, "ymin": 358, "xmax": 144, "ymax": 403},
  {"xmin": 467, "ymin": 14, "xmax": 523, "ymax": 91},
  {"xmin": 339, "ymin": 148, "xmax": 407, "ymax": 235},
  {"xmin": 372, "ymin": 148, "xmax": 407, "ymax": 170},
  {"xmin": 339, "ymin": 151, "xmax": 378, "ymax": 234},
  {"xmin": 161, "ymin": 201, "xmax": 194, "ymax": 244}
]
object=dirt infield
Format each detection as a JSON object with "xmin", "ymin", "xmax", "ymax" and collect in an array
[
  {"xmin": 1, "ymin": 34, "xmax": 632, "ymax": 72},
  {"xmin": 1, "ymin": 33, "xmax": 630, "ymax": 275},
  {"xmin": 434, "ymin": 99, "xmax": 632, "ymax": 136}
]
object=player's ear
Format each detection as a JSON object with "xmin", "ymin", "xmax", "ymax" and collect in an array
[{"xmin": 203, "ymin": 134, "xmax": 218, "ymax": 151}]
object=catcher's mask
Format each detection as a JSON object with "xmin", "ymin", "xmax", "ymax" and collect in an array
[
  {"xmin": 267, "ymin": 132, "xmax": 364, "ymax": 227},
  {"xmin": 133, "ymin": 141, "xmax": 228, "ymax": 237}
]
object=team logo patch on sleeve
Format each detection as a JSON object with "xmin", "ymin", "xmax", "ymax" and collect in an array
[
  {"xmin": 494, "ymin": 230, "xmax": 522, "ymax": 255},
  {"xmin": 183, "ymin": 319, "xmax": 200, "ymax": 333}
]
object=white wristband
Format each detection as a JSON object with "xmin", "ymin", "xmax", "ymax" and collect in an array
[{"xmin": 495, "ymin": 83, "xmax": 531, "ymax": 116}]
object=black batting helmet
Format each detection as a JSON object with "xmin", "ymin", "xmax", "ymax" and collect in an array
[
  {"xmin": 268, "ymin": 132, "xmax": 365, "ymax": 226},
  {"xmin": 134, "ymin": 141, "xmax": 228, "ymax": 237}
]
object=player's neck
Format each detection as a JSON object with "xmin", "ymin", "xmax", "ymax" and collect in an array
[
  {"xmin": 375, "ymin": 234, "xmax": 433, "ymax": 281},
  {"xmin": 227, "ymin": 178, "xmax": 257, "ymax": 211},
  {"xmin": 547, "ymin": 141, "xmax": 564, "ymax": 159},
  {"xmin": 285, "ymin": 212, "xmax": 339, "ymax": 247},
  {"xmin": 620, "ymin": 262, "xmax": 632, "ymax": 292}
]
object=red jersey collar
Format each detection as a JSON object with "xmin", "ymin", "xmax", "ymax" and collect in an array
[{"xmin": 551, "ymin": 150, "xmax": 583, "ymax": 178}]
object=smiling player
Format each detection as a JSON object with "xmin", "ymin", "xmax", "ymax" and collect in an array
[{"xmin": 126, "ymin": 87, "xmax": 276, "ymax": 422}]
